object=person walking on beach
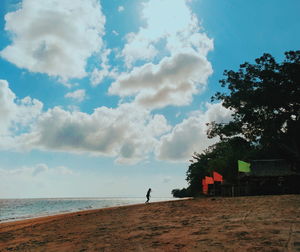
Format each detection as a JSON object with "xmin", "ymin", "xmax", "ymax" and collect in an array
[{"xmin": 145, "ymin": 188, "xmax": 151, "ymax": 203}]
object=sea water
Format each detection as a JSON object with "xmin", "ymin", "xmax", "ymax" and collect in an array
[{"xmin": 0, "ymin": 197, "xmax": 173, "ymax": 222}]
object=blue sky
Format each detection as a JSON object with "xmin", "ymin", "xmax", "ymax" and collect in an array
[{"xmin": 0, "ymin": 0, "xmax": 299, "ymax": 198}]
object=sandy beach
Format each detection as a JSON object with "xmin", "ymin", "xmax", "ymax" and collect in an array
[{"xmin": 0, "ymin": 195, "xmax": 299, "ymax": 251}]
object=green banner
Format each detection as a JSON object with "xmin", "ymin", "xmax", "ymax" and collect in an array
[{"xmin": 238, "ymin": 160, "xmax": 251, "ymax": 172}]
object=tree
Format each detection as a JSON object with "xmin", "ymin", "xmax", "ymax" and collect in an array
[
  {"xmin": 186, "ymin": 151, "xmax": 210, "ymax": 196},
  {"xmin": 187, "ymin": 137, "xmax": 255, "ymax": 187},
  {"xmin": 209, "ymin": 51, "xmax": 300, "ymax": 166},
  {"xmin": 171, "ymin": 188, "xmax": 191, "ymax": 198},
  {"xmin": 172, "ymin": 51, "xmax": 300, "ymax": 197}
]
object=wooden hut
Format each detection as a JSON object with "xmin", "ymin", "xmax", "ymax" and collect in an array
[{"xmin": 240, "ymin": 159, "xmax": 300, "ymax": 195}]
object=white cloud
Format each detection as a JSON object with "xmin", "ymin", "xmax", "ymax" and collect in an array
[
  {"xmin": 0, "ymin": 79, "xmax": 173, "ymax": 164},
  {"xmin": 20, "ymin": 104, "xmax": 170, "ymax": 164},
  {"xmin": 0, "ymin": 79, "xmax": 43, "ymax": 149},
  {"xmin": 113, "ymin": 0, "xmax": 213, "ymax": 110},
  {"xmin": 112, "ymin": 30, "xmax": 119, "ymax": 36},
  {"xmin": 0, "ymin": 81, "xmax": 232, "ymax": 165},
  {"xmin": 122, "ymin": 32, "xmax": 158, "ymax": 67},
  {"xmin": 121, "ymin": 0, "xmax": 213, "ymax": 66},
  {"xmin": 65, "ymin": 89, "xmax": 86, "ymax": 102},
  {"xmin": 0, "ymin": 163, "xmax": 72, "ymax": 177},
  {"xmin": 118, "ymin": 6, "xmax": 125, "ymax": 12},
  {"xmin": 0, "ymin": 163, "xmax": 75, "ymax": 198},
  {"xmin": 109, "ymin": 51, "xmax": 212, "ymax": 109},
  {"xmin": 1, "ymin": 0, "xmax": 105, "ymax": 80},
  {"xmin": 156, "ymin": 103, "xmax": 233, "ymax": 162},
  {"xmin": 90, "ymin": 49, "xmax": 117, "ymax": 86},
  {"xmin": 0, "ymin": 80, "xmax": 17, "ymax": 135}
]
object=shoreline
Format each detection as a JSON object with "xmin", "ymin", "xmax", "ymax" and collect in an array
[
  {"xmin": 0, "ymin": 197, "xmax": 182, "ymax": 224},
  {"xmin": 0, "ymin": 199, "xmax": 180, "ymax": 225},
  {"xmin": 1, "ymin": 195, "xmax": 299, "ymax": 251}
]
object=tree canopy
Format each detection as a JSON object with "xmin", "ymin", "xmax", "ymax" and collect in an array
[
  {"xmin": 209, "ymin": 51, "xmax": 300, "ymax": 163},
  {"xmin": 172, "ymin": 51, "xmax": 300, "ymax": 198}
]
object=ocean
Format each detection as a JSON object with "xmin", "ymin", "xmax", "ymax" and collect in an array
[{"xmin": 0, "ymin": 197, "xmax": 173, "ymax": 223}]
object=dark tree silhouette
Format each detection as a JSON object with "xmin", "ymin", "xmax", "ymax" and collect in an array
[
  {"xmin": 171, "ymin": 137, "xmax": 255, "ymax": 198},
  {"xmin": 172, "ymin": 51, "xmax": 300, "ymax": 197},
  {"xmin": 209, "ymin": 51, "xmax": 300, "ymax": 167}
]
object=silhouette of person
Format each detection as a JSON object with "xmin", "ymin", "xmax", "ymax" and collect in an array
[{"xmin": 145, "ymin": 188, "xmax": 151, "ymax": 203}]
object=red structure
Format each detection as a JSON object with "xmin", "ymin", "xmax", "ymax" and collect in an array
[
  {"xmin": 202, "ymin": 178, "xmax": 208, "ymax": 195},
  {"xmin": 205, "ymin": 176, "xmax": 214, "ymax": 184},
  {"xmin": 213, "ymin": 171, "xmax": 223, "ymax": 182}
]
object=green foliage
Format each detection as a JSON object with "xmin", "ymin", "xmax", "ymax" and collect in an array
[
  {"xmin": 186, "ymin": 137, "xmax": 255, "ymax": 191},
  {"xmin": 185, "ymin": 152, "xmax": 209, "ymax": 196},
  {"xmin": 209, "ymin": 51, "xmax": 300, "ymax": 162},
  {"xmin": 172, "ymin": 51, "xmax": 300, "ymax": 196},
  {"xmin": 171, "ymin": 188, "xmax": 191, "ymax": 198}
]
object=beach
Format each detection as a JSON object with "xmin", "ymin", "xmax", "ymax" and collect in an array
[{"xmin": 0, "ymin": 195, "xmax": 299, "ymax": 251}]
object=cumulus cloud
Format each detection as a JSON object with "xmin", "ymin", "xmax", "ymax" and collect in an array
[
  {"xmin": 0, "ymin": 80, "xmax": 43, "ymax": 149},
  {"xmin": 0, "ymin": 79, "xmax": 173, "ymax": 164},
  {"xmin": 65, "ymin": 89, "xmax": 86, "ymax": 102},
  {"xmin": 110, "ymin": 51, "xmax": 212, "ymax": 109},
  {"xmin": 156, "ymin": 103, "xmax": 233, "ymax": 162},
  {"xmin": 0, "ymin": 80, "xmax": 233, "ymax": 165},
  {"xmin": 121, "ymin": 0, "xmax": 213, "ymax": 66},
  {"xmin": 20, "ymin": 104, "xmax": 170, "ymax": 164},
  {"xmin": 122, "ymin": 32, "xmax": 158, "ymax": 67},
  {"xmin": 1, "ymin": 0, "xmax": 105, "ymax": 80},
  {"xmin": 0, "ymin": 80, "xmax": 17, "ymax": 134},
  {"xmin": 112, "ymin": 0, "xmax": 213, "ymax": 110}
]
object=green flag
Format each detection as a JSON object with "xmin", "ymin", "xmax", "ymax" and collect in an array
[{"xmin": 238, "ymin": 160, "xmax": 251, "ymax": 172}]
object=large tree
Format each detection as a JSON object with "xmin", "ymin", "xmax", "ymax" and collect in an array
[
  {"xmin": 208, "ymin": 51, "xmax": 300, "ymax": 166},
  {"xmin": 172, "ymin": 51, "xmax": 300, "ymax": 197}
]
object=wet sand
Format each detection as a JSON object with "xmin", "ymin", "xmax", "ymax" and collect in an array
[{"xmin": 0, "ymin": 195, "xmax": 299, "ymax": 251}]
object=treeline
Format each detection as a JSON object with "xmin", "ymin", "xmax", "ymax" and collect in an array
[{"xmin": 172, "ymin": 51, "xmax": 300, "ymax": 197}]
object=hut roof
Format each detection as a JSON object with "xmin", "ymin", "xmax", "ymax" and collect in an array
[{"xmin": 248, "ymin": 159, "xmax": 300, "ymax": 177}]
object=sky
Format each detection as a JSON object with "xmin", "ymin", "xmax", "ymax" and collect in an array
[{"xmin": 0, "ymin": 0, "xmax": 299, "ymax": 198}]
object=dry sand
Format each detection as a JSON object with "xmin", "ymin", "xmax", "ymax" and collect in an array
[{"xmin": 0, "ymin": 195, "xmax": 299, "ymax": 251}]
